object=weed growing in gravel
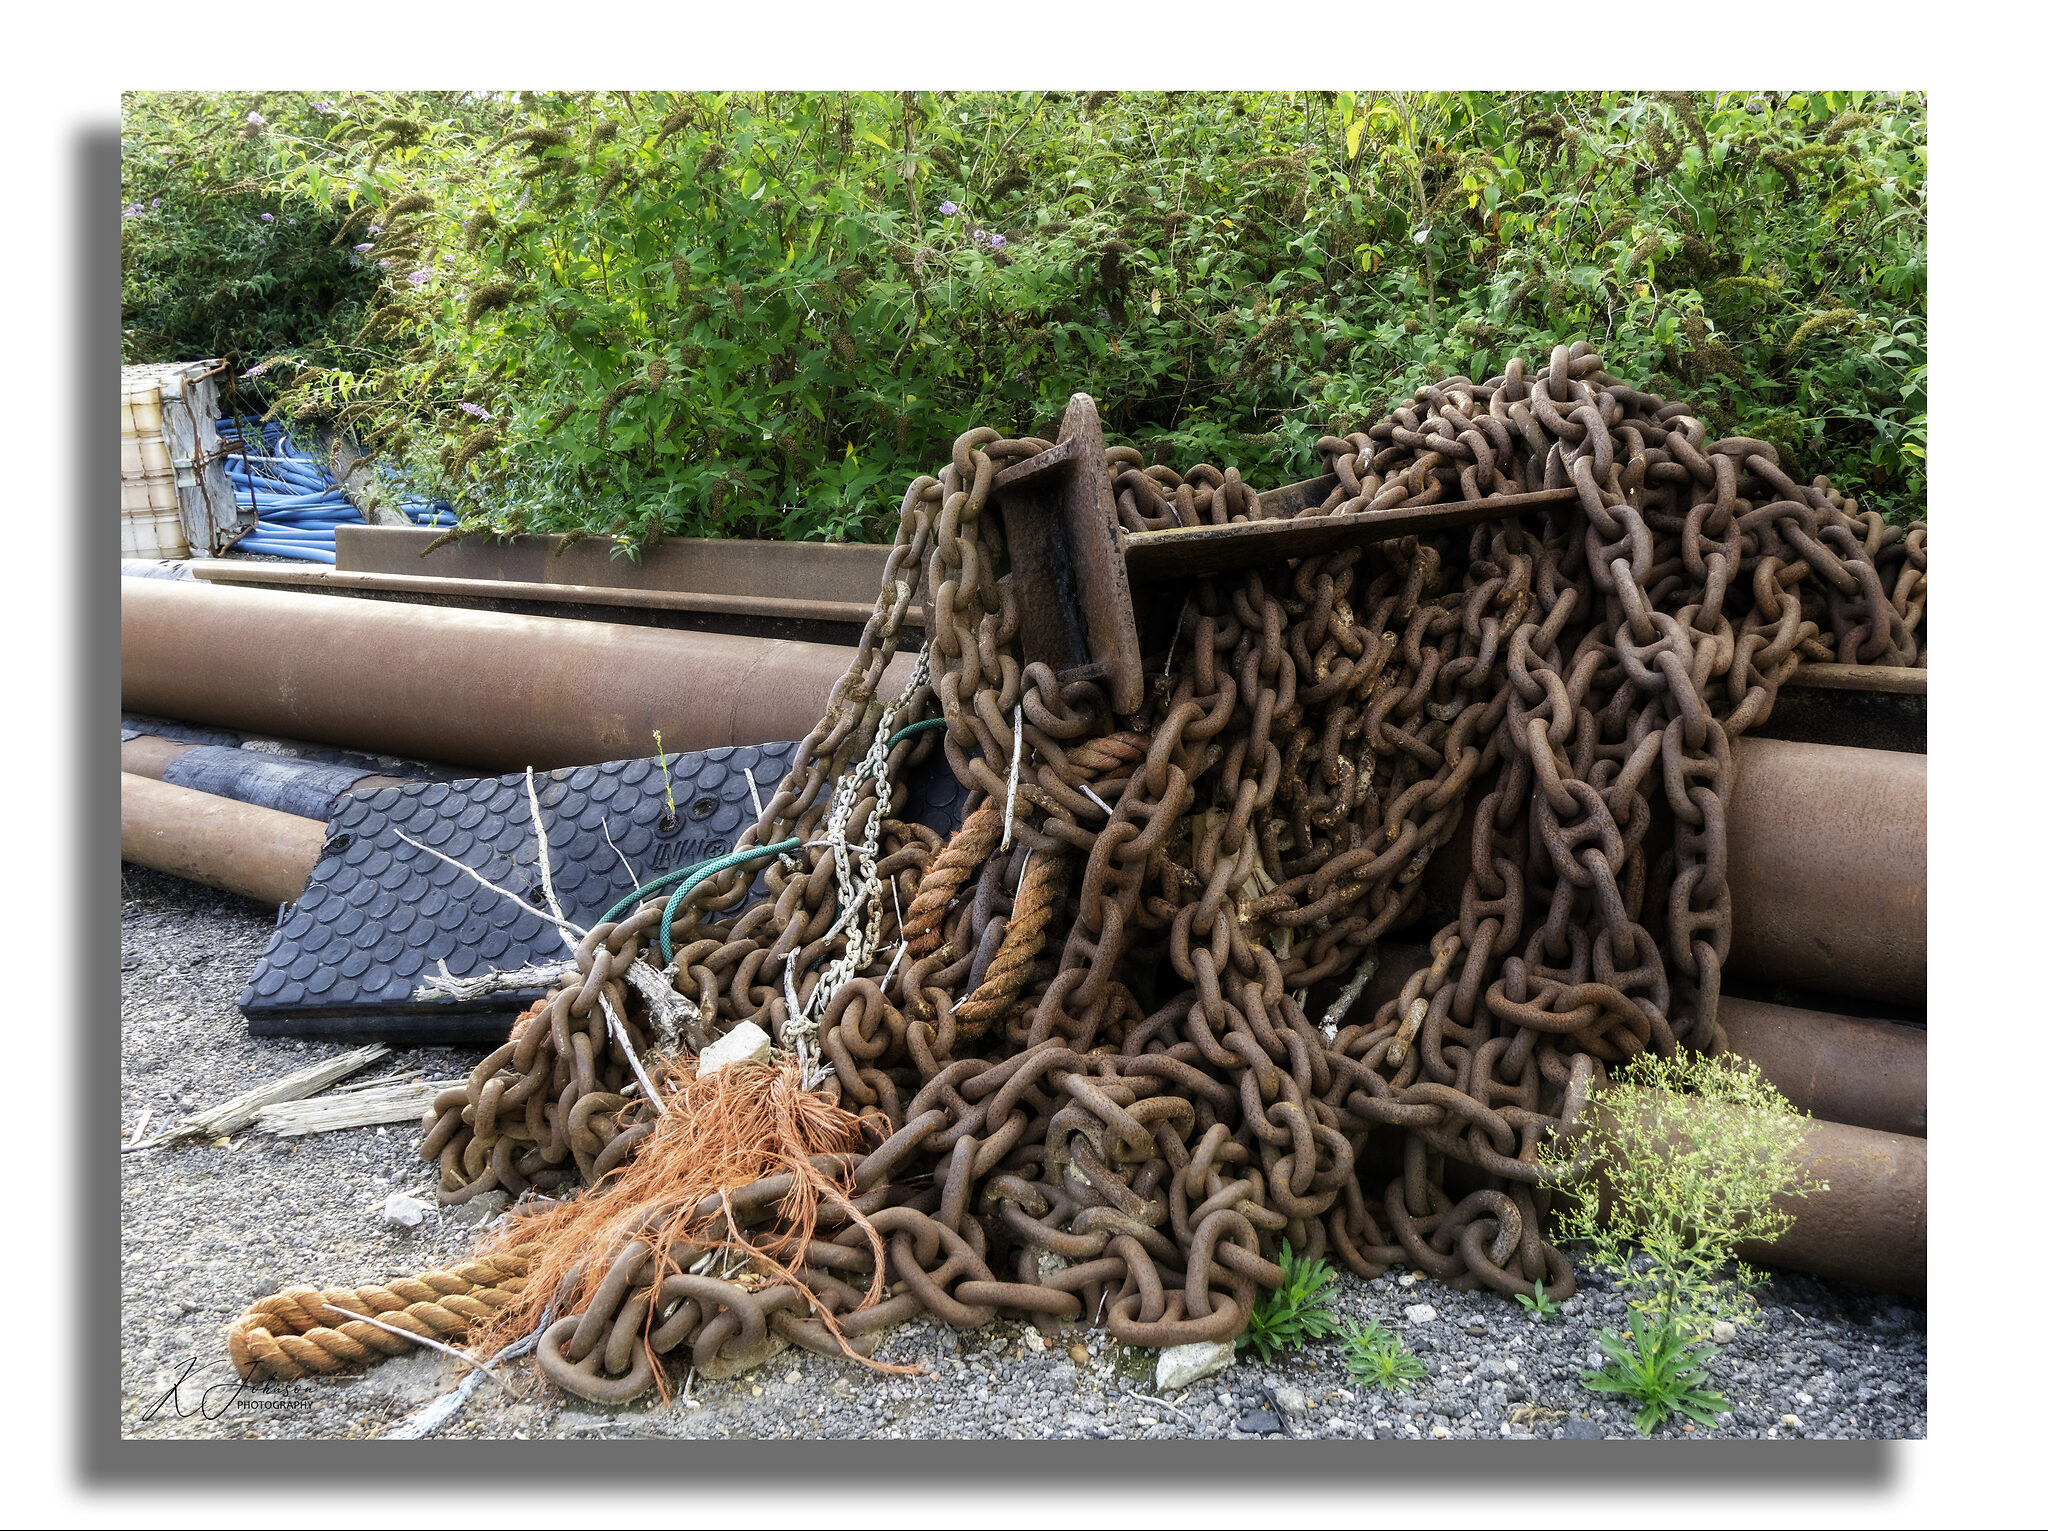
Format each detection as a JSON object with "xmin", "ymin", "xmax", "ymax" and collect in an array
[
  {"xmin": 1548, "ymin": 1050, "xmax": 1822, "ymax": 1336},
  {"xmin": 1544, "ymin": 1050, "xmax": 1821, "ymax": 1434},
  {"xmin": 1515, "ymin": 1280, "xmax": 1563, "ymax": 1322},
  {"xmin": 1582, "ymin": 1308, "xmax": 1730, "ymax": 1434},
  {"xmin": 1238, "ymin": 1243, "xmax": 1340, "ymax": 1362},
  {"xmin": 1339, "ymin": 1321, "xmax": 1427, "ymax": 1392}
]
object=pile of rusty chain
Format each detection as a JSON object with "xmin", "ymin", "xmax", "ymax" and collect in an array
[{"xmin": 417, "ymin": 342, "xmax": 1925, "ymax": 1401}]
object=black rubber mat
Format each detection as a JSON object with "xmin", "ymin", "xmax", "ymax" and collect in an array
[
  {"xmin": 240, "ymin": 740, "xmax": 967, "ymax": 1044},
  {"xmin": 162, "ymin": 745, "xmax": 384, "ymax": 821}
]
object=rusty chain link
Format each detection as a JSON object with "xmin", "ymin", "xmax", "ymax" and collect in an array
[{"xmin": 414, "ymin": 341, "xmax": 1924, "ymax": 1402}]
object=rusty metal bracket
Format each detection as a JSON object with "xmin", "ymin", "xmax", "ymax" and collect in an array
[
  {"xmin": 993, "ymin": 394, "xmax": 1144, "ymax": 714},
  {"xmin": 998, "ymin": 393, "xmax": 1585, "ymax": 716}
]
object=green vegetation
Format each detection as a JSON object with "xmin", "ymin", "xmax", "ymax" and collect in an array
[
  {"xmin": 1239, "ymin": 1242, "xmax": 1340, "ymax": 1362},
  {"xmin": 1582, "ymin": 1307, "xmax": 1730, "ymax": 1435},
  {"xmin": 1514, "ymin": 1279, "xmax": 1562, "ymax": 1322},
  {"xmin": 120, "ymin": 94, "xmax": 382, "ymax": 395},
  {"xmin": 1543, "ymin": 1050, "xmax": 1823, "ymax": 1434},
  {"xmin": 122, "ymin": 89, "xmax": 1927, "ymax": 545},
  {"xmin": 1339, "ymin": 1320, "xmax": 1428, "ymax": 1392}
]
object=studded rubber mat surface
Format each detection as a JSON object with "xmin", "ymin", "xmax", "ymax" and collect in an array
[{"xmin": 239, "ymin": 741, "xmax": 967, "ymax": 1044}]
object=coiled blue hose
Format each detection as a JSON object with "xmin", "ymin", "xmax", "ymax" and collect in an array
[{"xmin": 219, "ymin": 417, "xmax": 456, "ymax": 565}]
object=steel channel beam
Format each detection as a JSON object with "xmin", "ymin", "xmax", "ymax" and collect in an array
[
  {"xmin": 121, "ymin": 773, "xmax": 329, "ymax": 906},
  {"xmin": 122, "ymin": 577, "xmax": 917, "ymax": 774}
]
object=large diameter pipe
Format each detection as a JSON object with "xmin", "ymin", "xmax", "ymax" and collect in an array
[
  {"xmin": 1587, "ymin": 1098, "xmax": 1924, "ymax": 1292},
  {"xmin": 1347, "ymin": 942, "xmax": 1923, "ymax": 1137},
  {"xmin": 121, "ymin": 773, "xmax": 327, "ymax": 906},
  {"xmin": 1420, "ymin": 739, "xmax": 1924, "ymax": 1003},
  {"xmin": 1723, "ymin": 736, "xmax": 1925, "ymax": 1002},
  {"xmin": 122, "ymin": 578, "xmax": 915, "ymax": 773},
  {"xmin": 1744, "ymin": 1115, "xmax": 1925, "ymax": 1292}
]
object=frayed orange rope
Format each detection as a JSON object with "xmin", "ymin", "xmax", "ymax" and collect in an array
[{"xmin": 472, "ymin": 1054, "xmax": 913, "ymax": 1394}]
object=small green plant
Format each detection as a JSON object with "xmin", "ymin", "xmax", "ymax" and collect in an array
[
  {"xmin": 1339, "ymin": 1321, "xmax": 1427, "ymax": 1392},
  {"xmin": 1514, "ymin": 1280, "xmax": 1562, "ymax": 1321},
  {"xmin": 1238, "ymin": 1242, "xmax": 1339, "ymax": 1362},
  {"xmin": 1581, "ymin": 1308, "xmax": 1730, "ymax": 1435},
  {"xmin": 1542, "ymin": 1049, "xmax": 1822, "ymax": 1435}
]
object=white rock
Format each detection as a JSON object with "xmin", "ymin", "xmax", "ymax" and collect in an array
[
  {"xmin": 1021, "ymin": 1326, "xmax": 1046, "ymax": 1353},
  {"xmin": 379, "ymin": 1193, "xmax": 432, "ymax": 1227},
  {"xmin": 1156, "ymin": 1340, "xmax": 1236, "ymax": 1391},
  {"xmin": 1271, "ymin": 1384, "xmax": 1310, "ymax": 1417},
  {"xmin": 698, "ymin": 1021, "xmax": 772, "ymax": 1074},
  {"xmin": 1712, "ymin": 1320, "xmax": 1738, "ymax": 1343},
  {"xmin": 1404, "ymin": 1304, "xmax": 1439, "ymax": 1324}
]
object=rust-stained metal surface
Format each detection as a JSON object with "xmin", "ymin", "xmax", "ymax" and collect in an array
[
  {"xmin": 1419, "ymin": 738, "xmax": 1926, "ymax": 1002},
  {"xmin": 1589, "ymin": 1096, "xmax": 1926, "ymax": 1293},
  {"xmin": 1740, "ymin": 1114, "xmax": 1926, "ymax": 1292},
  {"xmin": 187, "ymin": 561, "xmax": 892, "ymax": 646},
  {"xmin": 1724, "ymin": 737, "xmax": 1925, "ymax": 1003},
  {"xmin": 121, "ymin": 577, "xmax": 915, "ymax": 773},
  {"xmin": 1358, "ymin": 940, "xmax": 1923, "ymax": 1136},
  {"xmin": 121, "ymin": 773, "xmax": 326, "ymax": 906},
  {"xmin": 1716, "ymin": 999, "xmax": 1924, "ymax": 1137},
  {"xmin": 334, "ymin": 526, "xmax": 893, "ymax": 603},
  {"xmin": 1121, "ymin": 484, "xmax": 1582, "ymax": 583},
  {"xmin": 993, "ymin": 394, "xmax": 1144, "ymax": 714}
]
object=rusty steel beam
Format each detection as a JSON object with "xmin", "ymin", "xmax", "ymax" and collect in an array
[
  {"xmin": 122, "ymin": 577, "xmax": 917, "ymax": 773},
  {"xmin": 334, "ymin": 525, "xmax": 894, "ymax": 603},
  {"xmin": 121, "ymin": 773, "xmax": 326, "ymax": 906},
  {"xmin": 1420, "ymin": 738, "xmax": 1924, "ymax": 1003},
  {"xmin": 1347, "ymin": 941, "xmax": 1923, "ymax": 1136}
]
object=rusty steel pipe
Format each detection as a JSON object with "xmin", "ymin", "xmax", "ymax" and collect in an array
[
  {"xmin": 1716, "ymin": 1000, "xmax": 1924, "ymax": 1138},
  {"xmin": 1583, "ymin": 1097, "xmax": 1925, "ymax": 1292},
  {"xmin": 1420, "ymin": 738, "xmax": 1924, "ymax": 1003},
  {"xmin": 1723, "ymin": 735, "xmax": 1925, "ymax": 1003},
  {"xmin": 121, "ymin": 773, "xmax": 327, "ymax": 906},
  {"xmin": 1348, "ymin": 942, "xmax": 1923, "ymax": 1137},
  {"xmin": 1743, "ymin": 1114, "xmax": 1925, "ymax": 1292},
  {"xmin": 122, "ymin": 578, "xmax": 915, "ymax": 773}
]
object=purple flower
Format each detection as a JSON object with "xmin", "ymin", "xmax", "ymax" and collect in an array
[
  {"xmin": 259, "ymin": 212, "xmax": 274, "ymax": 222},
  {"xmin": 971, "ymin": 227, "xmax": 988, "ymax": 244},
  {"xmin": 243, "ymin": 362, "xmax": 269, "ymax": 378},
  {"xmin": 246, "ymin": 111, "xmax": 267, "ymax": 128},
  {"xmin": 989, "ymin": 234, "xmax": 1006, "ymax": 250},
  {"xmin": 122, "ymin": 203, "xmax": 142, "ymax": 218},
  {"xmin": 311, "ymin": 100, "xmax": 336, "ymax": 116},
  {"xmin": 354, "ymin": 243, "xmax": 373, "ymax": 252},
  {"xmin": 459, "ymin": 401, "xmax": 489, "ymax": 419},
  {"xmin": 368, "ymin": 223, "xmax": 383, "ymax": 236},
  {"xmin": 407, "ymin": 268, "xmax": 432, "ymax": 285},
  {"xmin": 377, "ymin": 259, "xmax": 393, "ymax": 269},
  {"xmin": 150, "ymin": 198, "xmax": 161, "ymax": 207},
  {"xmin": 938, "ymin": 200, "xmax": 959, "ymax": 217}
]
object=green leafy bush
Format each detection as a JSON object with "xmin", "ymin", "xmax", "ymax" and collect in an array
[
  {"xmin": 120, "ymin": 93, "xmax": 383, "ymax": 385},
  {"xmin": 127, "ymin": 90, "xmax": 1926, "ymax": 543},
  {"xmin": 1339, "ymin": 1320, "xmax": 1427, "ymax": 1391},
  {"xmin": 1239, "ymin": 1242, "xmax": 1340, "ymax": 1362}
]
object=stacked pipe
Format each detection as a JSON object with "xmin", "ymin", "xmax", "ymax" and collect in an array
[
  {"xmin": 119, "ymin": 577, "xmax": 1926, "ymax": 1290},
  {"xmin": 219, "ymin": 418, "xmax": 455, "ymax": 564}
]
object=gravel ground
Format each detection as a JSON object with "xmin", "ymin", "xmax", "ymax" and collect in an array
[{"xmin": 119, "ymin": 865, "xmax": 1927, "ymax": 1443}]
